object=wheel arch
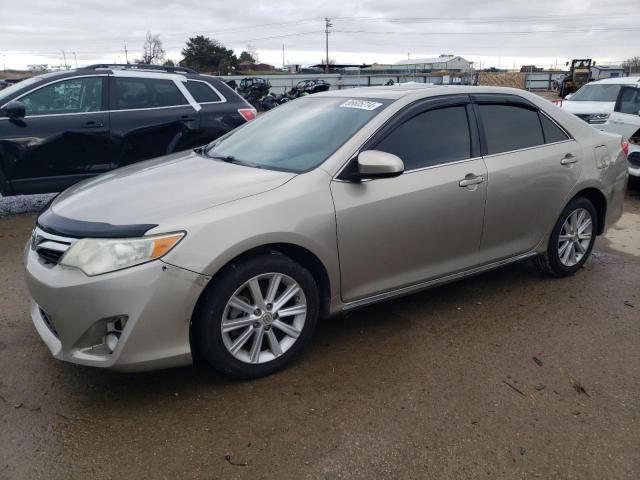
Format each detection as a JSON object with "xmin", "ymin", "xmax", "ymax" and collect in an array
[
  {"xmin": 571, "ymin": 187, "xmax": 607, "ymax": 235},
  {"xmin": 192, "ymin": 242, "xmax": 333, "ymax": 324}
]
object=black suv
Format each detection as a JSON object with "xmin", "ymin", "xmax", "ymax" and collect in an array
[{"xmin": 0, "ymin": 64, "xmax": 255, "ymax": 195}]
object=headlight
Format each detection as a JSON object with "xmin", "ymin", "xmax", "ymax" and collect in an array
[
  {"xmin": 60, "ymin": 232, "xmax": 184, "ymax": 276},
  {"xmin": 588, "ymin": 113, "xmax": 609, "ymax": 124}
]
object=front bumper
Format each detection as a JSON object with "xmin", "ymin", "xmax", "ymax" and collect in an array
[{"xmin": 24, "ymin": 244, "xmax": 209, "ymax": 371}]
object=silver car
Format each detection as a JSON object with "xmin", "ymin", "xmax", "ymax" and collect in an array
[{"xmin": 24, "ymin": 85, "xmax": 628, "ymax": 378}]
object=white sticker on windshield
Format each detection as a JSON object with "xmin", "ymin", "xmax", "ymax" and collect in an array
[{"xmin": 339, "ymin": 99, "xmax": 383, "ymax": 111}]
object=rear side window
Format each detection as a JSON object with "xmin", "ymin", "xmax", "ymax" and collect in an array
[
  {"xmin": 479, "ymin": 104, "xmax": 544, "ymax": 155},
  {"xmin": 539, "ymin": 114, "xmax": 569, "ymax": 143},
  {"xmin": 20, "ymin": 77, "xmax": 103, "ymax": 116},
  {"xmin": 186, "ymin": 80, "xmax": 221, "ymax": 103},
  {"xmin": 375, "ymin": 106, "xmax": 471, "ymax": 170},
  {"xmin": 110, "ymin": 77, "xmax": 188, "ymax": 110},
  {"xmin": 616, "ymin": 86, "xmax": 640, "ymax": 115}
]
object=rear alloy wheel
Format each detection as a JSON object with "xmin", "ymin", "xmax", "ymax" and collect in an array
[
  {"xmin": 194, "ymin": 254, "xmax": 319, "ymax": 378},
  {"xmin": 536, "ymin": 197, "xmax": 597, "ymax": 277}
]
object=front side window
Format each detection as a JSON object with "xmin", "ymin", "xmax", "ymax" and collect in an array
[
  {"xmin": 616, "ymin": 86, "xmax": 640, "ymax": 115},
  {"xmin": 186, "ymin": 81, "xmax": 221, "ymax": 103},
  {"xmin": 205, "ymin": 97, "xmax": 390, "ymax": 173},
  {"xmin": 570, "ymin": 84, "xmax": 623, "ymax": 102},
  {"xmin": 110, "ymin": 77, "xmax": 188, "ymax": 110},
  {"xmin": 20, "ymin": 77, "xmax": 103, "ymax": 116},
  {"xmin": 478, "ymin": 104, "xmax": 544, "ymax": 155},
  {"xmin": 375, "ymin": 106, "xmax": 471, "ymax": 170}
]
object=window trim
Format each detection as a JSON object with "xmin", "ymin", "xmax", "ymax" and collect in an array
[
  {"xmin": 185, "ymin": 79, "xmax": 227, "ymax": 105},
  {"xmin": 0, "ymin": 74, "xmax": 108, "ymax": 118}
]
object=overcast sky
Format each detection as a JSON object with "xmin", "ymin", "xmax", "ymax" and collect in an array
[{"xmin": 2, "ymin": 0, "xmax": 639, "ymax": 70}]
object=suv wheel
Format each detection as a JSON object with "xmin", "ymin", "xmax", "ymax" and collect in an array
[
  {"xmin": 536, "ymin": 196, "xmax": 597, "ymax": 277},
  {"xmin": 194, "ymin": 253, "xmax": 319, "ymax": 379}
]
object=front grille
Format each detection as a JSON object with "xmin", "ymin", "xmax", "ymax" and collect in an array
[
  {"xmin": 40, "ymin": 308, "xmax": 59, "ymax": 338},
  {"xmin": 575, "ymin": 114, "xmax": 591, "ymax": 123},
  {"xmin": 629, "ymin": 155, "xmax": 640, "ymax": 168},
  {"xmin": 31, "ymin": 227, "xmax": 76, "ymax": 265}
]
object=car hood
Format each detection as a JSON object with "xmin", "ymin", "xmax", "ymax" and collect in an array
[
  {"xmin": 45, "ymin": 150, "xmax": 296, "ymax": 232},
  {"xmin": 560, "ymin": 100, "xmax": 615, "ymax": 115}
]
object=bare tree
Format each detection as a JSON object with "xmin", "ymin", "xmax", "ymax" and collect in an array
[
  {"xmin": 136, "ymin": 32, "xmax": 166, "ymax": 65},
  {"xmin": 622, "ymin": 56, "xmax": 640, "ymax": 74}
]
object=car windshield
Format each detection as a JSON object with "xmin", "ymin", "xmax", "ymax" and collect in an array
[
  {"xmin": 570, "ymin": 83, "xmax": 624, "ymax": 102},
  {"xmin": 204, "ymin": 96, "xmax": 391, "ymax": 173}
]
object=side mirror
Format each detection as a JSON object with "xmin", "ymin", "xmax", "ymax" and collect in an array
[
  {"xmin": 3, "ymin": 101, "xmax": 26, "ymax": 119},
  {"xmin": 564, "ymin": 93, "xmax": 573, "ymax": 100},
  {"xmin": 354, "ymin": 150, "xmax": 404, "ymax": 180}
]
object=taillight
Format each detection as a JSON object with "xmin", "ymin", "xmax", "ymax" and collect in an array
[
  {"xmin": 622, "ymin": 140, "xmax": 629, "ymax": 158},
  {"xmin": 552, "ymin": 99, "xmax": 563, "ymax": 106},
  {"xmin": 238, "ymin": 108, "xmax": 257, "ymax": 122}
]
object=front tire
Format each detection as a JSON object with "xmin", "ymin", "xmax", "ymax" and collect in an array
[
  {"xmin": 193, "ymin": 253, "xmax": 319, "ymax": 379},
  {"xmin": 536, "ymin": 196, "xmax": 597, "ymax": 277}
]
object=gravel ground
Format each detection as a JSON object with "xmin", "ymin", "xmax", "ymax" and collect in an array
[
  {"xmin": 0, "ymin": 193, "xmax": 57, "ymax": 217},
  {"xmin": 0, "ymin": 189, "xmax": 639, "ymax": 479}
]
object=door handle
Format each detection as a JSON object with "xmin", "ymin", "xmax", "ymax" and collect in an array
[
  {"xmin": 560, "ymin": 153, "xmax": 578, "ymax": 165},
  {"xmin": 81, "ymin": 121, "xmax": 104, "ymax": 129},
  {"xmin": 458, "ymin": 174, "xmax": 485, "ymax": 187}
]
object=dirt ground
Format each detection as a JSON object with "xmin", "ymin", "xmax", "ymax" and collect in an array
[{"xmin": 1, "ymin": 191, "xmax": 639, "ymax": 480}]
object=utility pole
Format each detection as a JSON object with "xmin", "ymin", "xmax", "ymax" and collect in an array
[
  {"xmin": 61, "ymin": 50, "xmax": 68, "ymax": 69},
  {"xmin": 124, "ymin": 43, "xmax": 129, "ymax": 64},
  {"xmin": 324, "ymin": 17, "xmax": 332, "ymax": 74},
  {"xmin": 73, "ymin": 51, "xmax": 78, "ymax": 68},
  {"xmin": 282, "ymin": 44, "xmax": 285, "ymax": 70}
]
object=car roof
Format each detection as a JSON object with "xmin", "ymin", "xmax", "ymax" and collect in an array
[
  {"xmin": 588, "ymin": 76, "xmax": 640, "ymax": 85},
  {"xmin": 313, "ymin": 84, "xmax": 535, "ymax": 101}
]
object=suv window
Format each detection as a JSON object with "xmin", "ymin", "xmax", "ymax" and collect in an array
[
  {"xmin": 478, "ymin": 104, "xmax": 544, "ymax": 155},
  {"xmin": 539, "ymin": 113, "xmax": 569, "ymax": 143},
  {"xmin": 186, "ymin": 80, "xmax": 221, "ymax": 103},
  {"xmin": 375, "ymin": 106, "xmax": 471, "ymax": 170},
  {"xmin": 616, "ymin": 86, "xmax": 640, "ymax": 115},
  {"xmin": 111, "ymin": 77, "xmax": 188, "ymax": 110},
  {"xmin": 20, "ymin": 77, "xmax": 103, "ymax": 116}
]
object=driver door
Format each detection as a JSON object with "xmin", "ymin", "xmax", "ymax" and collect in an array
[{"xmin": 330, "ymin": 96, "xmax": 488, "ymax": 303}]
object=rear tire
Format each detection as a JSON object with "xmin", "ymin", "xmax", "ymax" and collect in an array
[
  {"xmin": 536, "ymin": 196, "xmax": 597, "ymax": 277},
  {"xmin": 193, "ymin": 253, "xmax": 319, "ymax": 379}
]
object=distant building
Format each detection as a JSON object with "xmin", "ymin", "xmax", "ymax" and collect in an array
[
  {"xmin": 392, "ymin": 55, "xmax": 472, "ymax": 73},
  {"xmin": 520, "ymin": 65, "xmax": 543, "ymax": 73},
  {"xmin": 590, "ymin": 64, "xmax": 624, "ymax": 80}
]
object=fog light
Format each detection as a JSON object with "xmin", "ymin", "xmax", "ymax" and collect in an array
[{"xmin": 105, "ymin": 333, "xmax": 119, "ymax": 352}]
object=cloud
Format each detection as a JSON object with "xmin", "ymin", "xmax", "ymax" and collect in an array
[{"xmin": 2, "ymin": 0, "xmax": 638, "ymax": 69}]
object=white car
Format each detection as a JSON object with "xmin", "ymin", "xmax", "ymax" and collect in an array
[
  {"xmin": 558, "ymin": 76, "xmax": 640, "ymax": 126},
  {"xmin": 600, "ymin": 84, "xmax": 640, "ymax": 183}
]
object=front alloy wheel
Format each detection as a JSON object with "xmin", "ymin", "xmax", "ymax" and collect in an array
[
  {"xmin": 221, "ymin": 273, "xmax": 307, "ymax": 364},
  {"xmin": 194, "ymin": 253, "xmax": 319, "ymax": 378}
]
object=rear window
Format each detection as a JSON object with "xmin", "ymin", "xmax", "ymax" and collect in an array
[
  {"xmin": 110, "ymin": 77, "xmax": 188, "ymax": 110},
  {"xmin": 479, "ymin": 104, "xmax": 544, "ymax": 155},
  {"xmin": 570, "ymin": 84, "xmax": 624, "ymax": 102},
  {"xmin": 186, "ymin": 81, "xmax": 222, "ymax": 103}
]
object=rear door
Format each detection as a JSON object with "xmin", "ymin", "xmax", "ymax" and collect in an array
[
  {"xmin": 331, "ymin": 96, "xmax": 488, "ymax": 302},
  {"xmin": 474, "ymin": 94, "xmax": 582, "ymax": 262},
  {"xmin": 0, "ymin": 75, "xmax": 109, "ymax": 194},
  {"xmin": 108, "ymin": 74, "xmax": 200, "ymax": 166},
  {"xmin": 184, "ymin": 79, "xmax": 245, "ymax": 146},
  {"xmin": 608, "ymin": 85, "xmax": 640, "ymax": 140}
]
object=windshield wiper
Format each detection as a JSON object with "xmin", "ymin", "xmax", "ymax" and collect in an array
[{"xmin": 205, "ymin": 152, "xmax": 263, "ymax": 169}]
